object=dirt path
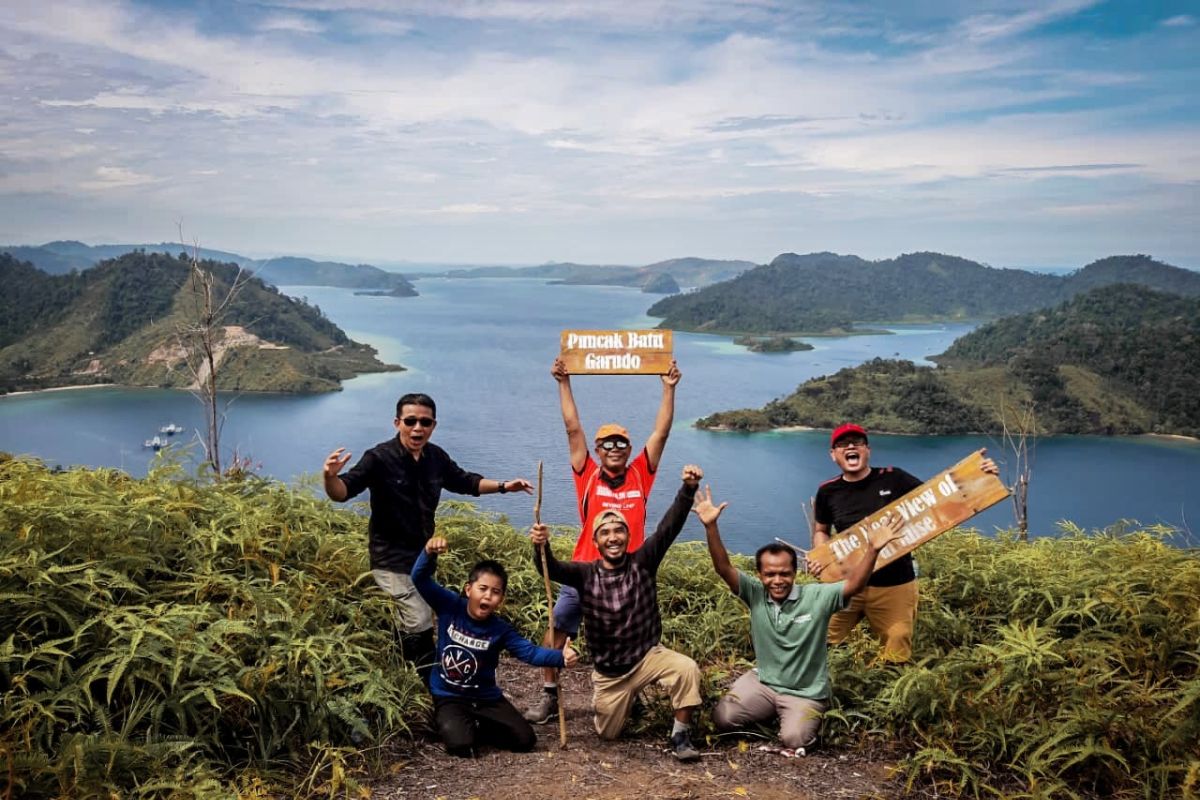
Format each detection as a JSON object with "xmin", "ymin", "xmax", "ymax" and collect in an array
[{"xmin": 372, "ymin": 661, "xmax": 903, "ymax": 799}]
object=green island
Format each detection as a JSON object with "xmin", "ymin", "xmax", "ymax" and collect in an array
[
  {"xmin": 732, "ymin": 334, "xmax": 814, "ymax": 353},
  {"xmin": 2, "ymin": 454, "xmax": 1195, "ymax": 798},
  {"xmin": 0, "ymin": 251, "xmax": 403, "ymax": 395},
  {"xmin": 698, "ymin": 284, "xmax": 1200, "ymax": 437},
  {"xmin": 649, "ymin": 252, "xmax": 1200, "ymax": 335},
  {"xmin": 443, "ymin": 256, "xmax": 754, "ymax": 293},
  {"xmin": 0, "ymin": 241, "xmax": 419, "ymax": 296}
]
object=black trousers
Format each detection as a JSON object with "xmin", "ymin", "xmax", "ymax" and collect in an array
[{"xmin": 433, "ymin": 695, "xmax": 537, "ymax": 757}]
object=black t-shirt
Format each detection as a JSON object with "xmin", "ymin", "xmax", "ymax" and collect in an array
[{"xmin": 814, "ymin": 466, "xmax": 922, "ymax": 587}]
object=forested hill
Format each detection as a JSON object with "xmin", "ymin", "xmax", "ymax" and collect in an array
[
  {"xmin": 0, "ymin": 251, "xmax": 401, "ymax": 395},
  {"xmin": 253, "ymin": 256, "xmax": 416, "ymax": 295},
  {"xmin": 441, "ymin": 256, "xmax": 753, "ymax": 292},
  {"xmin": 0, "ymin": 241, "xmax": 416, "ymax": 295},
  {"xmin": 696, "ymin": 284, "xmax": 1200, "ymax": 437},
  {"xmin": 648, "ymin": 252, "xmax": 1199, "ymax": 334}
]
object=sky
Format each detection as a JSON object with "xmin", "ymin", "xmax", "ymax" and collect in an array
[{"xmin": 1, "ymin": 0, "xmax": 1197, "ymax": 268}]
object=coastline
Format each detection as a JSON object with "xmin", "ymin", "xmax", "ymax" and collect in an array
[{"xmin": 1, "ymin": 383, "xmax": 116, "ymax": 399}]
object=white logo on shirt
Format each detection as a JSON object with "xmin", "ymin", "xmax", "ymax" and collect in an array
[{"xmin": 879, "ymin": 489, "xmax": 892, "ymax": 497}]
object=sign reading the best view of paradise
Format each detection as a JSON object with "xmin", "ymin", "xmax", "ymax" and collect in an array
[
  {"xmin": 560, "ymin": 329, "xmax": 674, "ymax": 375},
  {"xmin": 809, "ymin": 450, "xmax": 1010, "ymax": 583}
]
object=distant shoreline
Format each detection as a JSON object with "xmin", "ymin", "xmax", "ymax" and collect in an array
[
  {"xmin": 699, "ymin": 422, "xmax": 1199, "ymax": 443},
  {"xmin": 1, "ymin": 383, "xmax": 116, "ymax": 399}
]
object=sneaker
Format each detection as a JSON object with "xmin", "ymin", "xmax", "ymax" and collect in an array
[
  {"xmin": 669, "ymin": 730, "xmax": 701, "ymax": 762},
  {"xmin": 524, "ymin": 691, "xmax": 558, "ymax": 724}
]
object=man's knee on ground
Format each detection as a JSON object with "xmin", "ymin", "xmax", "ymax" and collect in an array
[
  {"xmin": 779, "ymin": 727, "xmax": 818, "ymax": 750},
  {"xmin": 510, "ymin": 728, "xmax": 537, "ymax": 752},
  {"xmin": 713, "ymin": 695, "xmax": 755, "ymax": 730}
]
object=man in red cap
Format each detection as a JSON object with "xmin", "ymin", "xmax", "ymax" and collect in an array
[
  {"xmin": 524, "ymin": 355, "xmax": 681, "ymax": 723},
  {"xmin": 811, "ymin": 423, "xmax": 996, "ymax": 661}
]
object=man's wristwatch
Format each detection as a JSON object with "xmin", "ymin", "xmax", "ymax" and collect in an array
[{"xmin": 497, "ymin": 480, "xmax": 507, "ymax": 494}]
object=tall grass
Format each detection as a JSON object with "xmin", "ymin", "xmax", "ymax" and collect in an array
[
  {"xmin": 3, "ymin": 456, "xmax": 1197, "ymax": 798},
  {"xmin": 1, "ymin": 456, "xmax": 422, "ymax": 799}
]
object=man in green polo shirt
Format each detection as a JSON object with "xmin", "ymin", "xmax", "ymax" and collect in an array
[{"xmin": 693, "ymin": 485, "xmax": 903, "ymax": 751}]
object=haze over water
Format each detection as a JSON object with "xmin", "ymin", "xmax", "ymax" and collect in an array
[{"xmin": 2, "ymin": 278, "xmax": 1197, "ymax": 554}]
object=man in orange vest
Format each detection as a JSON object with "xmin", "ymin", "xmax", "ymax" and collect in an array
[{"xmin": 524, "ymin": 355, "xmax": 681, "ymax": 723}]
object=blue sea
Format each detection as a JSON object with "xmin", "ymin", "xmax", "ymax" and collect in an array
[{"xmin": 2, "ymin": 277, "xmax": 1197, "ymax": 554}]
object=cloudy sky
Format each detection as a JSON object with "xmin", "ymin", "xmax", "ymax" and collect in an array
[{"xmin": 2, "ymin": 0, "xmax": 1197, "ymax": 267}]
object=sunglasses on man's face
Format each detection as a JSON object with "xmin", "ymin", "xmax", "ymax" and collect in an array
[
  {"xmin": 598, "ymin": 439, "xmax": 630, "ymax": 451},
  {"xmin": 833, "ymin": 436, "xmax": 868, "ymax": 449},
  {"xmin": 401, "ymin": 416, "xmax": 436, "ymax": 428}
]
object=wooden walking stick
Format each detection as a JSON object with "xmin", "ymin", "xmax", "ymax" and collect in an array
[{"xmin": 534, "ymin": 461, "xmax": 568, "ymax": 748}]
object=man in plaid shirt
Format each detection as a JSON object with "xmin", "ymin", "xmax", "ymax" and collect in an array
[{"xmin": 530, "ymin": 464, "xmax": 704, "ymax": 761}]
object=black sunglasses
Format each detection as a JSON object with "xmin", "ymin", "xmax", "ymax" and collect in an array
[
  {"xmin": 833, "ymin": 436, "xmax": 868, "ymax": 449},
  {"xmin": 401, "ymin": 416, "xmax": 436, "ymax": 428},
  {"xmin": 598, "ymin": 439, "xmax": 630, "ymax": 451}
]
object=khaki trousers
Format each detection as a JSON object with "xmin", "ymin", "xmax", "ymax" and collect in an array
[
  {"xmin": 714, "ymin": 670, "xmax": 826, "ymax": 749},
  {"xmin": 371, "ymin": 569, "xmax": 434, "ymax": 634},
  {"xmin": 826, "ymin": 580, "xmax": 919, "ymax": 662},
  {"xmin": 591, "ymin": 645, "xmax": 702, "ymax": 740}
]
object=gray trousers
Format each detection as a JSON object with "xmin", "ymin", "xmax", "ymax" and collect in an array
[{"xmin": 713, "ymin": 670, "xmax": 827, "ymax": 749}]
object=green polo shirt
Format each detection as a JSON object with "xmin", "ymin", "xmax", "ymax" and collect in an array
[{"xmin": 736, "ymin": 572, "xmax": 846, "ymax": 700}]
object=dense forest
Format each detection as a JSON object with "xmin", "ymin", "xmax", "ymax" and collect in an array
[
  {"xmin": 0, "ymin": 240, "xmax": 417, "ymax": 294},
  {"xmin": 650, "ymin": 252, "xmax": 1200, "ymax": 334},
  {"xmin": 0, "ymin": 251, "xmax": 400, "ymax": 394},
  {"xmin": 697, "ymin": 284, "xmax": 1200, "ymax": 437}
]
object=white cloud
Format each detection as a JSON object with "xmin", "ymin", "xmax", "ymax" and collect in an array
[
  {"xmin": 80, "ymin": 166, "xmax": 158, "ymax": 190},
  {"xmin": 258, "ymin": 13, "xmax": 325, "ymax": 34},
  {"xmin": 1161, "ymin": 14, "xmax": 1196, "ymax": 28}
]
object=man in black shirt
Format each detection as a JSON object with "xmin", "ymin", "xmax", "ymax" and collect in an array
[
  {"xmin": 322, "ymin": 392, "xmax": 532, "ymax": 686},
  {"xmin": 812, "ymin": 423, "xmax": 996, "ymax": 662}
]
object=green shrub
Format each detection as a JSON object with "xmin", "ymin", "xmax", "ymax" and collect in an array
[{"xmin": 3, "ymin": 456, "xmax": 1197, "ymax": 798}]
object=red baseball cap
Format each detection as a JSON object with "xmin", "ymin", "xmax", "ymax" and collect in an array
[{"xmin": 830, "ymin": 423, "xmax": 868, "ymax": 447}]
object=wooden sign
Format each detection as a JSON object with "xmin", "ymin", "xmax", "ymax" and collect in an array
[
  {"xmin": 809, "ymin": 450, "xmax": 1010, "ymax": 583},
  {"xmin": 560, "ymin": 329, "xmax": 674, "ymax": 375}
]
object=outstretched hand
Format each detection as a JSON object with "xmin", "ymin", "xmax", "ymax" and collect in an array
[
  {"xmin": 425, "ymin": 536, "xmax": 449, "ymax": 555},
  {"xmin": 870, "ymin": 512, "xmax": 906, "ymax": 549},
  {"xmin": 504, "ymin": 478, "xmax": 534, "ymax": 495},
  {"xmin": 530, "ymin": 523, "xmax": 550, "ymax": 547},
  {"xmin": 681, "ymin": 464, "xmax": 704, "ymax": 487},
  {"xmin": 323, "ymin": 448, "xmax": 352, "ymax": 478},
  {"xmin": 691, "ymin": 484, "xmax": 728, "ymax": 527}
]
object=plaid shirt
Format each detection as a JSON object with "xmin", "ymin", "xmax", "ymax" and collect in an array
[{"xmin": 538, "ymin": 482, "xmax": 697, "ymax": 676}]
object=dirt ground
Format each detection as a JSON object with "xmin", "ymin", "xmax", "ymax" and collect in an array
[{"xmin": 371, "ymin": 660, "xmax": 905, "ymax": 800}]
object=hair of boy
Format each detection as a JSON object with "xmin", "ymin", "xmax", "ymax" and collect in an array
[
  {"xmin": 396, "ymin": 392, "xmax": 437, "ymax": 418},
  {"xmin": 754, "ymin": 542, "xmax": 798, "ymax": 572},
  {"xmin": 467, "ymin": 559, "xmax": 508, "ymax": 592}
]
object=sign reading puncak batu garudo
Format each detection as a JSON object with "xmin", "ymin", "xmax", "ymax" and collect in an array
[
  {"xmin": 560, "ymin": 329, "xmax": 674, "ymax": 375},
  {"xmin": 809, "ymin": 450, "xmax": 1010, "ymax": 583}
]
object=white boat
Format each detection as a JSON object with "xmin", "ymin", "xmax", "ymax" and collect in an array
[
  {"xmin": 159, "ymin": 423, "xmax": 184, "ymax": 435},
  {"xmin": 143, "ymin": 435, "xmax": 165, "ymax": 450}
]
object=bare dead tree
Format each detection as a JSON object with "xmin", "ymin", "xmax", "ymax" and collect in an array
[
  {"xmin": 999, "ymin": 399, "xmax": 1037, "ymax": 541},
  {"xmin": 173, "ymin": 228, "xmax": 250, "ymax": 478}
]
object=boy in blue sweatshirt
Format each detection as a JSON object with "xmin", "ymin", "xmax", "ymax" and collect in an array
[{"xmin": 412, "ymin": 536, "xmax": 578, "ymax": 757}]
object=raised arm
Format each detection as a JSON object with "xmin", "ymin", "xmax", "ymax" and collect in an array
[
  {"xmin": 552, "ymin": 357, "xmax": 588, "ymax": 472},
  {"xmin": 639, "ymin": 464, "xmax": 702, "ymax": 569},
  {"xmin": 322, "ymin": 448, "xmax": 353, "ymax": 501},
  {"xmin": 840, "ymin": 513, "xmax": 905, "ymax": 601},
  {"xmin": 410, "ymin": 537, "xmax": 461, "ymax": 614},
  {"xmin": 693, "ymin": 484, "xmax": 736, "ymax": 593},
  {"xmin": 644, "ymin": 359, "xmax": 681, "ymax": 471}
]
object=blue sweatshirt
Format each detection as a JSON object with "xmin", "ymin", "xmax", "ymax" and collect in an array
[{"xmin": 412, "ymin": 549, "xmax": 565, "ymax": 700}]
